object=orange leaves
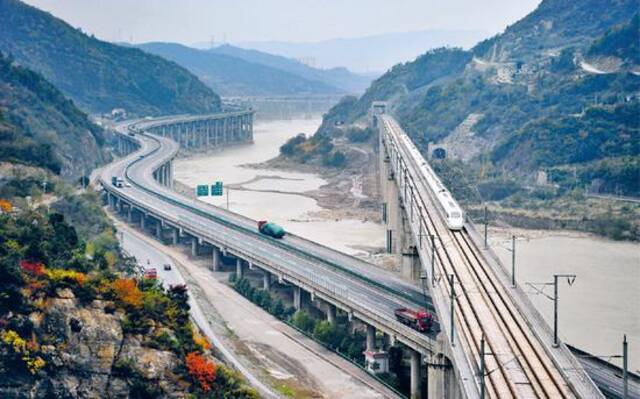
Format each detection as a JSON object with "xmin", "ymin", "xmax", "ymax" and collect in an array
[
  {"xmin": 185, "ymin": 351, "xmax": 216, "ymax": 392},
  {"xmin": 192, "ymin": 330, "xmax": 211, "ymax": 351},
  {"xmin": 111, "ymin": 278, "xmax": 143, "ymax": 309},
  {"xmin": 0, "ymin": 198, "xmax": 12, "ymax": 213}
]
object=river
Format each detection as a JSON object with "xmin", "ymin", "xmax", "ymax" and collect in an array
[
  {"xmin": 174, "ymin": 118, "xmax": 639, "ymax": 372},
  {"xmin": 491, "ymin": 228, "xmax": 640, "ymax": 371},
  {"xmin": 174, "ymin": 119, "xmax": 386, "ymax": 256}
]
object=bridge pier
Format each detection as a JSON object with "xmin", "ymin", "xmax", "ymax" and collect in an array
[
  {"xmin": 410, "ymin": 350, "xmax": 422, "ymax": 399},
  {"xmin": 402, "ymin": 245, "xmax": 421, "ymax": 281},
  {"xmin": 155, "ymin": 220, "xmax": 161, "ymax": 239},
  {"xmin": 211, "ymin": 246, "xmax": 221, "ymax": 271},
  {"xmin": 236, "ymin": 258, "xmax": 244, "ymax": 278},
  {"xmin": 363, "ymin": 325, "xmax": 389, "ymax": 374},
  {"xmin": 327, "ymin": 303, "xmax": 336, "ymax": 324},
  {"xmin": 293, "ymin": 286, "xmax": 302, "ymax": 310},
  {"xmin": 262, "ymin": 270, "xmax": 271, "ymax": 290},
  {"xmin": 191, "ymin": 237, "xmax": 199, "ymax": 257},
  {"xmin": 140, "ymin": 213, "xmax": 146, "ymax": 230},
  {"xmin": 172, "ymin": 227, "xmax": 179, "ymax": 245}
]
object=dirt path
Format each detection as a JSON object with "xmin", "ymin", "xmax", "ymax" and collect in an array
[{"xmin": 112, "ymin": 216, "xmax": 397, "ymax": 399}]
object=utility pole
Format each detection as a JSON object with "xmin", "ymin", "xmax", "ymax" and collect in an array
[
  {"xmin": 552, "ymin": 274, "xmax": 576, "ymax": 347},
  {"xmin": 526, "ymin": 274, "xmax": 576, "ymax": 348},
  {"xmin": 226, "ymin": 188, "xmax": 229, "ymax": 210},
  {"xmin": 511, "ymin": 235, "xmax": 516, "ymax": 287},
  {"xmin": 450, "ymin": 273, "xmax": 455, "ymax": 347},
  {"xmin": 623, "ymin": 334, "xmax": 628, "ymax": 399},
  {"xmin": 431, "ymin": 234, "xmax": 436, "ymax": 287},
  {"xmin": 484, "ymin": 206, "xmax": 488, "ymax": 249},
  {"xmin": 479, "ymin": 334, "xmax": 486, "ymax": 399}
]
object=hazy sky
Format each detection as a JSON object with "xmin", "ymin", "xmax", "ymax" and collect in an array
[{"xmin": 24, "ymin": 0, "xmax": 541, "ymax": 45}]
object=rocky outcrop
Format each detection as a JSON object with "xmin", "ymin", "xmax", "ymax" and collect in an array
[{"xmin": 0, "ymin": 291, "xmax": 186, "ymax": 398}]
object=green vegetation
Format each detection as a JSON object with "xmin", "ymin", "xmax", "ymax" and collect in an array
[
  {"xmin": 279, "ymin": 132, "xmax": 348, "ymax": 167},
  {"xmin": 313, "ymin": 0, "xmax": 639, "ymax": 239},
  {"xmin": 0, "ymin": 183, "xmax": 257, "ymax": 397},
  {"xmin": 0, "ymin": 0, "xmax": 220, "ymax": 115},
  {"xmin": 0, "ymin": 52, "xmax": 107, "ymax": 178},
  {"xmin": 230, "ymin": 274, "xmax": 413, "ymax": 394},
  {"xmin": 587, "ymin": 13, "xmax": 639, "ymax": 64}
]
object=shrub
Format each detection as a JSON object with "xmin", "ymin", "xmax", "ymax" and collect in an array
[
  {"xmin": 322, "ymin": 151, "xmax": 347, "ymax": 167},
  {"xmin": 192, "ymin": 329, "xmax": 211, "ymax": 351},
  {"xmin": 291, "ymin": 310, "xmax": 315, "ymax": 333},
  {"xmin": 346, "ymin": 127, "xmax": 373, "ymax": 143},
  {"xmin": 185, "ymin": 351, "xmax": 217, "ymax": 392},
  {"xmin": 111, "ymin": 278, "xmax": 143, "ymax": 309}
]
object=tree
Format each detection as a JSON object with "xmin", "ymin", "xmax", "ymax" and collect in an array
[
  {"xmin": 185, "ymin": 351, "xmax": 217, "ymax": 392},
  {"xmin": 291, "ymin": 310, "xmax": 315, "ymax": 333},
  {"xmin": 111, "ymin": 278, "xmax": 143, "ymax": 308},
  {"xmin": 313, "ymin": 320, "xmax": 338, "ymax": 348}
]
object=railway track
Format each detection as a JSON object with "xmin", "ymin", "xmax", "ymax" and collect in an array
[{"xmin": 383, "ymin": 117, "xmax": 577, "ymax": 398}]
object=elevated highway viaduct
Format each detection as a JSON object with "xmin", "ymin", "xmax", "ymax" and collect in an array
[{"xmin": 101, "ymin": 111, "xmax": 455, "ymax": 398}]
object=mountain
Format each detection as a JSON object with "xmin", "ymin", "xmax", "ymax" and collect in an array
[
  {"xmin": 210, "ymin": 44, "xmax": 373, "ymax": 94},
  {"xmin": 239, "ymin": 29, "xmax": 489, "ymax": 73},
  {"xmin": 137, "ymin": 42, "xmax": 342, "ymax": 97},
  {"xmin": 315, "ymin": 0, "xmax": 639, "ymax": 238},
  {"xmin": 0, "ymin": 0, "xmax": 220, "ymax": 116},
  {"xmin": 0, "ymin": 52, "xmax": 108, "ymax": 180}
]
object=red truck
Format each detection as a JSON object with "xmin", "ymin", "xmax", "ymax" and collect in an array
[{"xmin": 395, "ymin": 308, "xmax": 433, "ymax": 333}]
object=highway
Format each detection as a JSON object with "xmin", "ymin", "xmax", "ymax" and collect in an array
[
  {"xmin": 380, "ymin": 115, "xmax": 604, "ymax": 398},
  {"xmin": 100, "ymin": 118, "xmax": 442, "ymax": 361}
]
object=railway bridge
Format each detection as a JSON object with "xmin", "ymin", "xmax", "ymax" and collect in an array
[{"xmin": 373, "ymin": 102, "xmax": 603, "ymax": 398}]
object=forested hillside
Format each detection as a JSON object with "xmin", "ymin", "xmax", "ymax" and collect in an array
[
  {"xmin": 0, "ymin": 0, "xmax": 221, "ymax": 116},
  {"xmin": 137, "ymin": 42, "xmax": 342, "ymax": 96},
  {"xmin": 315, "ymin": 0, "xmax": 640, "ymax": 239},
  {"xmin": 0, "ymin": 52, "xmax": 108, "ymax": 180}
]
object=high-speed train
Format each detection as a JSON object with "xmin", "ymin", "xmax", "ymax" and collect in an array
[{"xmin": 384, "ymin": 118, "xmax": 465, "ymax": 230}]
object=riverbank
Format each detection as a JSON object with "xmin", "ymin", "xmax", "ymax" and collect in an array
[{"xmin": 173, "ymin": 119, "xmax": 387, "ymax": 258}]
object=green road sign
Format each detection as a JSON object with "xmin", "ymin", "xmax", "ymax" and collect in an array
[
  {"xmin": 211, "ymin": 181, "xmax": 223, "ymax": 196},
  {"xmin": 196, "ymin": 185, "xmax": 209, "ymax": 196}
]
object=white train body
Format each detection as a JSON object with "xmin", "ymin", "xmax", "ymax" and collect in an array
[{"xmin": 385, "ymin": 118, "xmax": 465, "ymax": 230}]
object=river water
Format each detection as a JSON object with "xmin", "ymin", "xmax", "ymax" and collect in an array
[
  {"xmin": 491, "ymin": 229, "xmax": 640, "ymax": 371},
  {"xmin": 174, "ymin": 119, "xmax": 386, "ymax": 256},
  {"xmin": 174, "ymin": 118, "xmax": 639, "ymax": 372}
]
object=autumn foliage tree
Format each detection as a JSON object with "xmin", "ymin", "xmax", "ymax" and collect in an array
[
  {"xmin": 185, "ymin": 351, "xmax": 216, "ymax": 392},
  {"xmin": 111, "ymin": 278, "xmax": 143, "ymax": 308}
]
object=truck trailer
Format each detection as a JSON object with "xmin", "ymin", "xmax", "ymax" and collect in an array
[
  {"xmin": 394, "ymin": 308, "xmax": 433, "ymax": 333},
  {"xmin": 258, "ymin": 220, "xmax": 286, "ymax": 239}
]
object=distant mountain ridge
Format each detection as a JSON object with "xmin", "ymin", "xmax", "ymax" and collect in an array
[
  {"xmin": 238, "ymin": 29, "xmax": 489, "ymax": 73},
  {"xmin": 0, "ymin": 52, "xmax": 108, "ymax": 179},
  {"xmin": 0, "ymin": 0, "xmax": 221, "ymax": 116},
  {"xmin": 137, "ymin": 42, "xmax": 344, "ymax": 97},
  {"xmin": 209, "ymin": 44, "xmax": 373, "ymax": 94}
]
